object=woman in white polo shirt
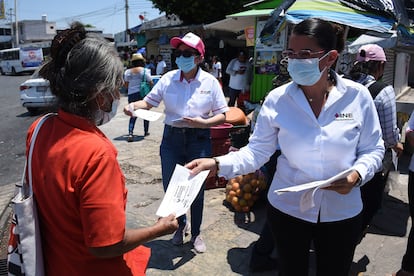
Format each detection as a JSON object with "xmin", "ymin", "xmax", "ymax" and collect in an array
[
  {"xmin": 186, "ymin": 18, "xmax": 384, "ymax": 275},
  {"xmin": 124, "ymin": 32, "xmax": 228, "ymax": 254}
]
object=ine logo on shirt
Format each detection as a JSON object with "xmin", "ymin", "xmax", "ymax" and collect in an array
[{"xmin": 335, "ymin": 112, "xmax": 354, "ymax": 120}]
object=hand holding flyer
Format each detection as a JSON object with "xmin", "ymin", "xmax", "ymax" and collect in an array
[
  {"xmin": 132, "ymin": 109, "xmax": 163, "ymax": 121},
  {"xmin": 274, "ymin": 168, "xmax": 354, "ymax": 212},
  {"xmin": 156, "ymin": 164, "xmax": 209, "ymax": 217}
]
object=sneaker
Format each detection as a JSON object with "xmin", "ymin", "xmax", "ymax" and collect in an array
[
  {"xmin": 191, "ymin": 235, "xmax": 206, "ymax": 253},
  {"xmin": 127, "ymin": 134, "xmax": 133, "ymax": 142},
  {"xmin": 171, "ymin": 223, "xmax": 190, "ymax": 245},
  {"xmin": 144, "ymin": 132, "xmax": 150, "ymax": 137}
]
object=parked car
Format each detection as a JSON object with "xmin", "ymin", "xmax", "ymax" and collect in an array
[{"xmin": 19, "ymin": 68, "xmax": 56, "ymax": 114}]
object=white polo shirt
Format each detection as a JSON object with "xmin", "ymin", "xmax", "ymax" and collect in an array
[
  {"xmin": 144, "ymin": 68, "xmax": 229, "ymax": 127},
  {"xmin": 217, "ymin": 74, "xmax": 384, "ymax": 223}
]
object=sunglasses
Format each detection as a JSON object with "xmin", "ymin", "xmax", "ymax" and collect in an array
[
  {"xmin": 282, "ymin": 50, "xmax": 325, "ymax": 59},
  {"xmin": 174, "ymin": 50, "xmax": 199, "ymax": 58}
]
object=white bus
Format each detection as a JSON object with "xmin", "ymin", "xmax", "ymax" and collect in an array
[{"xmin": 0, "ymin": 47, "xmax": 44, "ymax": 75}]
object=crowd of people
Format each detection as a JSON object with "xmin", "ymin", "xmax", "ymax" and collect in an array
[{"xmin": 19, "ymin": 19, "xmax": 413, "ymax": 275}]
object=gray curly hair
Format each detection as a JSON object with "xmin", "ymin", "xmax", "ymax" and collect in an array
[{"xmin": 40, "ymin": 22, "xmax": 124, "ymax": 120}]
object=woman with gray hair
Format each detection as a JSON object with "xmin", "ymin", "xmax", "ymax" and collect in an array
[{"xmin": 30, "ymin": 22, "xmax": 178, "ymax": 275}]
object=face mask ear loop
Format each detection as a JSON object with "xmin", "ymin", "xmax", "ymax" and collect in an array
[{"xmin": 319, "ymin": 51, "xmax": 331, "ymax": 62}]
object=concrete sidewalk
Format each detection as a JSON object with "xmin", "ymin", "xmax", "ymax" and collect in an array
[{"xmin": 0, "ymin": 94, "xmax": 412, "ymax": 275}]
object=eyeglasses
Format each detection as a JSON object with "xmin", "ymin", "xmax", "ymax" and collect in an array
[
  {"xmin": 282, "ymin": 50, "xmax": 325, "ymax": 59},
  {"xmin": 174, "ymin": 50, "xmax": 199, "ymax": 58}
]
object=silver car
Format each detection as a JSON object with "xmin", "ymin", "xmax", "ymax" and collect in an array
[{"xmin": 19, "ymin": 69, "xmax": 56, "ymax": 114}]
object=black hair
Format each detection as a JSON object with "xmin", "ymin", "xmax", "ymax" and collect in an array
[
  {"xmin": 131, "ymin": 59, "xmax": 145, "ymax": 67},
  {"xmin": 292, "ymin": 18, "xmax": 345, "ymax": 53},
  {"xmin": 348, "ymin": 60, "xmax": 383, "ymax": 81}
]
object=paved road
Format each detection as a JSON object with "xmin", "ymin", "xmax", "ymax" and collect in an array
[{"xmin": 0, "ymin": 95, "xmax": 411, "ymax": 275}]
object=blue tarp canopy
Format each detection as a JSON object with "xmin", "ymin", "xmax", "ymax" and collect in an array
[{"xmin": 285, "ymin": 0, "xmax": 395, "ymax": 33}]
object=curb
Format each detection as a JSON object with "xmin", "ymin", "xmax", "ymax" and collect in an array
[{"xmin": 0, "ymin": 183, "xmax": 16, "ymax": 260}]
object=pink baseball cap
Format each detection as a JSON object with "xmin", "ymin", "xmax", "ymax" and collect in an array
[
  {"xmin": 170, "ymin": 32, "xmax": 205, "ymax": 57},
  {"xmin": 356, "ymin": 44, "xmax": 386, "ymax": 62}
]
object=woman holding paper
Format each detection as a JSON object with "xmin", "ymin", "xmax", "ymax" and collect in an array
[
  {"xmin": 31, "ymin": 22, "xmax": 178, "ymax": 275},
  {"xmin": 186, "ymin": 18, "xmax": 384, "ymax": 275},
  {"xmin": 123, "ymin": 32, "xmax": 228, "ymax": 253},
  {"xmin": 124, "ymin": 53, "xmax": 154, "ymax": 142}
]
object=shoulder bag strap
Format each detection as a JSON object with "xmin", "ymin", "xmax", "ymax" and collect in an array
[
  {"xmin": 367, "ymin": 81, "xmax": 388, "ymax": 100},
  {"xmin": 26, "ymin": 113, "xmax": 56, "ymax": 196},
  {"xmin": 142, "ymin": 68, "xmax": 147, "ymax": 84}
]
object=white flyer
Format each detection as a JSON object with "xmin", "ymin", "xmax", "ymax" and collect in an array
[
  {"xmin": 156, "ymin": 164, "xmax": 209, "ymax": 217},
  {"xmin": 132, "ymin": 109, "xmax": 163, "ymax": 122},
  {"xmin": 274, "ymin": 168, "xmax": 354, "ymax": 212}
]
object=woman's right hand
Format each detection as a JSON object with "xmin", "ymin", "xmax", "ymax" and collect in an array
[
  {"xmin": 185, "ymin": 158, "xmax": 217, "ymax": 177},
  {"xmin": 155, "ymin": 214, "xmax": 178, "ymax": 236},
  {"xmin": 123, "ymin": 103, "xmax": 134, "ymax": 116}
]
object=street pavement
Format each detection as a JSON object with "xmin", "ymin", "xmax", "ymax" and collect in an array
[{"xmin": 0, "ymin": 94, "xmax": 412, "ymax": 276}]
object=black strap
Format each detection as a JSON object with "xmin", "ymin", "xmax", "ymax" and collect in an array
[{"xmin": 367, "ymin": 81, "xmax": 388, "ymax": 99}]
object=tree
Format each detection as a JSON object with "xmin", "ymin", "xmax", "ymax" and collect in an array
[{"xmin": 150, "ymin": 0, "xmax": 252, "ymax": 24}]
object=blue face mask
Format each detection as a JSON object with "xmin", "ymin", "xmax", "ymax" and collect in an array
[
  {"xmin": 287, "ymin": 52, "xmax": 329, "ymax": 86},
  {"xmin": 175, "ymin": 56, "xmax": 196, "ymax": 73}
]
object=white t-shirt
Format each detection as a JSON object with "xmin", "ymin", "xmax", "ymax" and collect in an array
[
  {"xmin": 124, "ymin": 67, "xmax": 152, "ymax": 95},
  {"xmin": 216, "ymin": 75, "xmax": 384, "ymax": 223},
  {"xmin": 226, "ymin": 59, "xmax": 248, "ymax": 90},
  {"xmin": 156, "ymin": 60, "xmax": 167, "ymax": 75},
  {"xmin": 212, "ymin": 61, "xmax": 222, "ymax": 79}
]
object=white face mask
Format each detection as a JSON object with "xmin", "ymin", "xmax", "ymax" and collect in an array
[
  {"xmin": 287, "ymin": 52, "xmax": 330, "ymax": 86},
  {"xmin": 95, "ymin": 99, "xmax": 119, "ymax": 126}
]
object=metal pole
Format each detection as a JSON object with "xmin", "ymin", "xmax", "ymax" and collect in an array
[
  {"xmin": 8, "ymin": 8, "xmax": 14, "ymax": 47},
  {"xmin": 14, "ymin": 0, "xmax": 18, "ymax": 46},
  {"xmin": 125, "ymin": 0, "xmax": 129, "ymax": 42}
]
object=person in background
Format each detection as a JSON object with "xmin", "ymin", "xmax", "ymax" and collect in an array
[
  {"xmin": 249, "ymin": 59, "xmax": 291, "ymax": 273},
  {"xmin": 156, "ymin": 54, "xmax": 167, "ymax": 75},
  {"xmin": 123, "ymin": 32, "xmax": 228, "ymax": 253},
  {"xmin": 211, "ymin": 55, "xmax": 222, "ymax": 86},
  {"xmin": 33, "ymin": 22, "xmax": 177, "ymax": 275},
  {"xmin": 145, "ymin": 54, "xmax": 156, "ymax": 75},
  {"xmin": 348, "ymin": 44, "xmax": 404, "ymax": 237},
  {"xmin": 225, "ymin": 50, "xmax": 249, "ymax": 107},
  {"xmin": 186, "ymin": 18, "xmax": 384, "ymax": 275},
  {"xmin": 393, "ymin": 110, "xmax": 414, "ymax": 276},
  {"xmin": 124, "ymin": 53, "xmax": 153, "ymax": 141}
]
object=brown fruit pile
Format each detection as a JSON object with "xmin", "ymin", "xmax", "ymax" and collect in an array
[{"xmin": 225, "ymin": 171, "xmax": 267, "ymax": 212}]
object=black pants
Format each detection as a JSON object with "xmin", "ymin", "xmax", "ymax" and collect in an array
[
  {"xmin": 401, "ymin": 171, "xmax": 414, "ymax": 272},
  {"xmin": 360, "ymin": 171, "xmax": 387, "ymax": 231},
  {"xmin": 128, "ymin": 92, "xmax": 149, "ymax": 135},
  {"xmin": 267, "ymin": 205, "xmax": 362, "ymax": 276}
]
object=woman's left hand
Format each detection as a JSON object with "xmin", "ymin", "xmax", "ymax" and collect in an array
[
  {"xmin": 323, "ymin": 170, "xmax": 361, "ymax": 194},
  {"xmin": 182, "ymin": 117, "xmax": 207, "ymax": 128}
]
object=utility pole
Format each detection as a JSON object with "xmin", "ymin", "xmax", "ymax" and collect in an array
[
  {"xmin": 14, "ymin": 0, "xmax": 18, "ymax": 46},
  {"xmin": 125, "ymin": 0, "xmax": 129, "ymax": 42},
  {"xmin": 7, "ymin": 8, "xmax": 14, "ymax": 47}
]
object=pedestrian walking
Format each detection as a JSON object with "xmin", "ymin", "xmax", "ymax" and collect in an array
[
  {"xmin": 123, "ymin": 32, "xmax": 229, "ymax": 253},
  {"xmin": 186, "ymin": 18, "xmax": 384, "ymax": 275},
  {"xmin": 348, "ymin": 44, "xmax": 404, "ymax": 238},
  {"xmin": 30, "ymin": 21, "xmax": 178, "ymax": 275},
  {"xmin": 124, "ymin": 53, "xmax": 153, "ymax": 141}
]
